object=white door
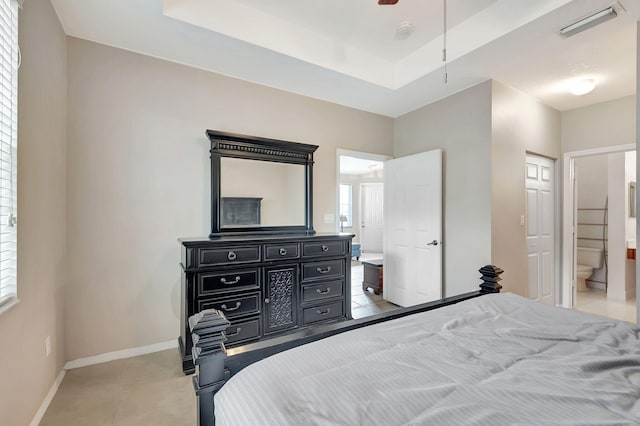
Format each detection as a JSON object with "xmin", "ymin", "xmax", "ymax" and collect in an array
[
  {"xmin": 526, "ymin": 154, "xmax": 555, "ymax": 305},
  {"xmin": 360, "ymin": 183, "xmax": 384, "ymax": 252},
  {"xmin": 384, "ymin": 150, "xmax": 442, "ymax": 307}
]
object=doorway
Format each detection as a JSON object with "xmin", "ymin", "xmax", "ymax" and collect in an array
[
  {"xmin": 360, "ymin": 182, "xmax": 384, "ymax": 253},
  {"xmin": 337, "ymin": 149, "xmax": 395, "ymax": 319},
  {"xmin": 562, "ymin": 144, "xmax": 637, "ymax": 323}
]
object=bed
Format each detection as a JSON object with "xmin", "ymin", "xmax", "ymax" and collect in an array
[{"xmin": 189, "ymin": 268, "xmax": 640, "ymax": 425}]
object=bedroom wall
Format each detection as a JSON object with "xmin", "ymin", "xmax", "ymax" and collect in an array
[
  {"xmin": 608, "ymin": 152, "xmax": 628, "ymax": 301},
  {"xmin": 0, "ymin": 1, "xmax": 68, "ymax": 425},
  {"xmin": 393, "ymin": 81, "xmax": 493, "ymax": 297},
  {"xmin": 491, "ymin": 81, "xmax": 561, "ymax": 298},
  {"xmin": 65, "ymin": 38, "xmax": 393, "ymax": 360},
  {"xmin": 561, "ymin": 95, "xmax": 636, "ymax": 153}
]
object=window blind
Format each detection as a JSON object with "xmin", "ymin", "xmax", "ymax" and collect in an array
[{"xmin": 0, "ymin": 0, "xmax": 19, "ymax": 310}]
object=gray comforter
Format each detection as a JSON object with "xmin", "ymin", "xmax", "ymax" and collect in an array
[{"xmin": 215, "ymin": 293, "xmax": 640, "ymax": 425}]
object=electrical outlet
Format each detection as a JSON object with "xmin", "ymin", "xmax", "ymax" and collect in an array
[{"xmin": 45, "ymin": 336, "xmax": 51, "ymax": 357}]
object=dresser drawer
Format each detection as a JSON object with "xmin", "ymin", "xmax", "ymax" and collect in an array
[
  {"xmin": 302, "ymin": 241, "xmax": 346, "ymax": 258},
  {"xmin": 198, "ymin": 269, "xmax": 259, "ymax": 294},
  {"xmin": 303, "ymin": 301, "xmax": 343, "ymax": 325},
  {"xmin": 302, "ymin": 259, "xmax": 344, "ymax": 281},
  {"xmin": 264, "ymin": 243, "xmax": 300, "ymax": 261},
  {"xmin": 224, "ymin": 318, "xmax": 261, "ymax": 346},
  {"xmin": 198, "ymin": 246, "xmax": 260, "ymax": 267},
  {"xmin": 197, "ymin": 292, "xmax": 261, "ymax": 319},
  {"xmin": 301, "ymin": 280, "xmax": 343, "ymax": 304}
]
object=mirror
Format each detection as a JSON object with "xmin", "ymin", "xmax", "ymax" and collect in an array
[
  {"xmin": 220, "ymin": 158, "xmax": 306, "ymax": 227},
  {"xmin": 207, "ymin": 130, "xmax": 318, "ymax": 237}
]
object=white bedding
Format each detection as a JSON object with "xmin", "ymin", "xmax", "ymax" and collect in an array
[{"xmin": 215, "ymin": 293, "xmax": 640, "ymax": 425}]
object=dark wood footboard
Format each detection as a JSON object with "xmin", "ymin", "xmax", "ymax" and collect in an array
[{"xmin": 189, "ymin": 265, "xmax": 503, "ymax": 426}]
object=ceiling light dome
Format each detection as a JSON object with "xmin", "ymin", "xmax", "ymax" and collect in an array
[
  {"xmin": 395, "ymin": 21, "xmax": 414, "ymax": 40},
  {"xmin": 568, "ymin": 78, "xmax": 596, "ymax": 95}
]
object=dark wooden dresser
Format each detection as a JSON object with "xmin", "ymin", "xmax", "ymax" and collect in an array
[{"xmin": 179, "ymin": 233, "xmax": 353, "ymax": 374}]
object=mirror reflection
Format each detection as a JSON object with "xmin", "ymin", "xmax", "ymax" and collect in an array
[{"xmin": 220, "ymin": 157, "xmax": 306, "ymax": 227}]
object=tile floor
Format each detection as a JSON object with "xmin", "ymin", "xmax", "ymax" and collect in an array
[
  {"xmin": 349, "ymin": 252, "xmax": 400, "ymax": 319},
  {"xmin": 574, "ymin": 287, "xmax": 637, "ymax": 323}
]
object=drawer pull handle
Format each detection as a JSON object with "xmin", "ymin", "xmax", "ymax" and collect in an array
[
  {"xmin": 227, "ymin": 251, "xmax": 237, "ymax": 261},
  {"xmin": 316, "ymin": 308, "xmax": 331, "ymax": 316},
  {"xmin": 220, "ymin": 276, "xmax": 241, "ymax": 285},
  {"xmin": 316, "ymin": 288, "xmax": 331, "ymax": 295},
  {"xmin": 321, "ymin": 245, "xmax": 329, "ymax": 252},
  {"xmin": 220, "ymin": 302, "xmax": 241, "ymax": 312},
  {"xmin": 316, "ymin": 266, "xmax": 332, "ymax": 274},
  {"xmin": 279, "ymin": 248, "xmax": 287, "ymax": 256},
  {"xmin": 225, "ymin": 327, "xmax": 242, "ymax": 337}
]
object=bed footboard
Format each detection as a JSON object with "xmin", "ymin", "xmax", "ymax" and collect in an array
[{"xmin": 189, "ymin": 265, "xmax": 503, "ymax": 426}]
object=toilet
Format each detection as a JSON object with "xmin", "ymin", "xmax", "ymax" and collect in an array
[{"xmin": 576, "ymin": 247, "xmax": 604, "ymax": 292}]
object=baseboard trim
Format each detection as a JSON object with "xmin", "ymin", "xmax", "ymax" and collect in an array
[
  {"xmin": 29, "ymin": 368, "xmax": 66, "ymax": 426},
  {"xmin": 64, "ymin": 339, "xmax": 177, "ymax": 370}
]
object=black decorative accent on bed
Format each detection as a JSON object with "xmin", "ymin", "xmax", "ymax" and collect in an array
[
  {"xmin": 479, "ymin": 264, "xmax": 504, "ymax": 293},
  {"xmin": 189, "ymin": 266, "xmax": 502, "ymax": 426},
  {"xmin": 189, "ymin": 309, "xmax": 230, "ymax": 426}
]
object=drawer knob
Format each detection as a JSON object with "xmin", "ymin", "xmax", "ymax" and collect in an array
[
  {"xmin": 316, "ymin": 288, "xmax": 331, "ymax": 295},
  {"xmin": 227, "ymin": 251, "xmax": 237, "ymax": 261},
  {"xmin": 225, "ymin": 327, "xmax": 242, "ymax": 337},
  {"xmin": 316, "ymin": 308, "xmax": 331, "ymax": 316},
  {"xmin": 316, "ymin": 266, "xmax": 332, "ymax": 274},
  {"xmin": 279, "ymin": 248, "xmax": 287, "ymax": 256},
  {"xmin": 321, "ymin": 245, "xmax": 329, "ymax": 252},
  {"xmin": 220, "ymin": 302, "xmax": 242, "ymax": 312},
  {"xmin": 220, "ymin": 276, "xmax": 241, "ymax": 285},
  {"xmin": 265, "ymin": 298, "xmax": 270, "ymax": 304}
]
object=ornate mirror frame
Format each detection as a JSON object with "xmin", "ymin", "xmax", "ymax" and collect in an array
[{"xmin": 207, "ymin": 130, "xmax": 318, "ymax": 238}]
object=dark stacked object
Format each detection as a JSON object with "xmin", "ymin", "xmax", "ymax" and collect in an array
[
  {"xmin": 479, "ymin": 265, "xmax": 504, "ymax": 294},
  {"xmin": 189, "ymin": 309, "xmax": 230, "ymax": 426}
]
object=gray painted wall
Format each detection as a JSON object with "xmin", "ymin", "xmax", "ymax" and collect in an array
[
  {"xmin": 491, "ymin": 81, "xmax": 561, "ymax": 299},
  {"xmin": 65, "ymin": 38, "xmax": 394, "ymax": 360},
  {"xmin": 0, "ymin": 1, "xmax": 68, "ymax": 425},
  {"xmin": 393, "ymin": 81, "xmax": 493, "ymax": 297}
]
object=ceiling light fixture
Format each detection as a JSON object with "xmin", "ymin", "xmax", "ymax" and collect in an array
[
  {"xmin": 560, "ymin": 5, "xmax": 618, "ymax": 37},
  {"xmin": 395, "ymin": 21, "xmax": 414, "ymax": 40},
  {"xmin": 568, "ymin": 78, "xmax": 596, "ymax": 95}
]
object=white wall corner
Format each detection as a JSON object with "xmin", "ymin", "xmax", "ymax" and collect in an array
[
  {"xmin": 29, "ymin": 369, "xmax": 66, "ymax": 426},
  {"xmin": 64, "ymin": 340, "xmax": 177, "ymax": 370}
]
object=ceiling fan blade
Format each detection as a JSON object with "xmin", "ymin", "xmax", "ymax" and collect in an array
[{"xmin": 378, "ymin": 0, "xmax": 399, "ymax": 4}]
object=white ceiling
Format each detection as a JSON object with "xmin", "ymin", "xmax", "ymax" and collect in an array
[
  {"xmin": 340, "ymin": 156, "xmax": 385, "ymax": 176},
  {"xmin": 50, "ymin": 0, "xmax": 639, "ymax": 117}
]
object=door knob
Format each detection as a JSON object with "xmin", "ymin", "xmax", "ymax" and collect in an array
[{"xmin": 427, "ymin": 240, "xmax": 439, "ymax": 246}]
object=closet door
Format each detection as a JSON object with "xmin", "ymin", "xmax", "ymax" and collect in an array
[{"xmin": 526, "ymin": 154, "xmax": 555, "ymax": 305}]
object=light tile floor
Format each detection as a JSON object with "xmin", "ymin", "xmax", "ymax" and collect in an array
[
  {"xmin": 350, "ymin": 252, "xmax": 400, "ymax": 319},
  {"xmin": 575, "ymin": 287, "xmax": 637, "ymax": 323}
]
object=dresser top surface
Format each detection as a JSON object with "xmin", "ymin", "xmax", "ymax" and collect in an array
[{"xmin": 179, "ymin": 233, "xmax": 354, "ymax": 247}]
